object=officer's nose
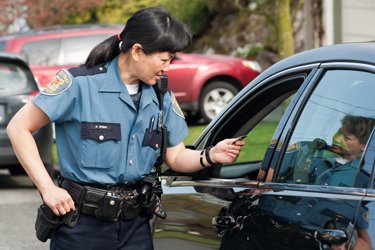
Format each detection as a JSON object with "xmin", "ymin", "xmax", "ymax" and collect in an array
[{"xmin": 162, "ymin": 61, "xmax": 171, "ymax": 72}]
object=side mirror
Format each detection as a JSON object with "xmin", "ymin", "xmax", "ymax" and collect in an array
[{"xmin": 314, "ymin": 229, "xmax": 348, "ymax": 246}]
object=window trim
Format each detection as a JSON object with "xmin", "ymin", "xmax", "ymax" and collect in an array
[{"xmin": 272, "ymin": 63, "xmax": 375, "ymax": 191}]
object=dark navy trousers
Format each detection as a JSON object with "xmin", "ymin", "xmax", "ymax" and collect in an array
[{"xmin": 50, "ymin": 213, "xmax": 153, "ymax": 250}]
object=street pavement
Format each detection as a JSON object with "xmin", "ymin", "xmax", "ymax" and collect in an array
[{"xmin": 0, "ymin": 170, "xmax": 48, "ymax": 250}]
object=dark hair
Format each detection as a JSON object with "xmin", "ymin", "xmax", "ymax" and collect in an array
[
  {"xmin": 84, "ymin": 7, "xmax": 192, "ymax": 67},
  {"xmin": 341, "ymin": 115, "xmax": 375, "ymax": 145}
]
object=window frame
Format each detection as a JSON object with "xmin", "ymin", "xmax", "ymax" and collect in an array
[{"xmin": 271, "ymin": 62, "xmax": 375, "ymax": 191}]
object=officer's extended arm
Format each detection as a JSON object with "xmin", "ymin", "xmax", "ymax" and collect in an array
[{"xmin": 165, "ymin": 139, "xmax": 244, "ymax": 173}]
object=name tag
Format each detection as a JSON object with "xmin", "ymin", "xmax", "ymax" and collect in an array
[{"xmin": 81, "ymin": 122, "xmax": 121, "ymax": 142}]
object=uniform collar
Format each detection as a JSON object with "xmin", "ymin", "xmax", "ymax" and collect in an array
[
  {"xmin": 99, "ymin": 56, "xmax": 124, "ymax": 92},
  {"xmin": 99, "ymin": 56, "xmax": 160, "ymax": 110},
  {"xmin": 140, "ymin": 84, "xmax": 160, "ymax": 110}
]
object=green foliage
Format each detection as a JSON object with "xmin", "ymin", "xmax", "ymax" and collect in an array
[
  {"xmin": 234, "ymin": 44, "xmax": 264, "ymax": 58},
  {"xmin": 95, "ymin": 0, "xmax": 163, "ymax": 24},
  {"xmin": 84, "ymin": 0, "xmax": 210, "ymax": 35},
  {"xmin": 162, "ymin": 0, "xmax": 210, "ymax": 36}
]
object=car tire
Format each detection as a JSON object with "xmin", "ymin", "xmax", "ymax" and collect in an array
[
  {"xmin": 199, "ymin": 81, "xmax": 239, "ymax": 122},
  {"xmin": 44, "ymin": 162, "xmax": 55, "ymax": 179},
  {"xmin": 8, "ymin": 165, "xmax": 27, "ymax": 176},
  {"xmin": 8, "ymin": 162, "xmax": 55, "ymax": 179}
]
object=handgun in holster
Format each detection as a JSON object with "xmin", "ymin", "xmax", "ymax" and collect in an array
[{"xmin": 35, "ymin": 204, "xmax": 79, "ymax": 242}]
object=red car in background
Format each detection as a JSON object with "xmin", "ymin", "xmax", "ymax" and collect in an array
[{"xmin": 0, "ymin": 25, "xmax": 261, "ymax": 122}]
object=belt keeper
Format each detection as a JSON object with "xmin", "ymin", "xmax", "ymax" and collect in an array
[
  {"xmin": 199, "ymin": 150, "xmax": 209, "ymax": 168},
  {"xmin": 205, "ymin": 146, "xmax": 216, "ymax": 166}
]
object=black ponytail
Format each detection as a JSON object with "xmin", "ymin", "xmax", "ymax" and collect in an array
[
  {"xmin": 84, "ymin": 7, "xmax": 192, "ymax": 68},
  {"xmin": 84, "ymin": 35, "xmax": 121, "ymax": 67}
]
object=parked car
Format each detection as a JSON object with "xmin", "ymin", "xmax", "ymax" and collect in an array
[
  {"xmin": 0, "ymin": 52, "xmax": 54, "ymax": 176},
  {"xmin": 153, "ymin": 42, "xmax": 375, "ymax": 250},
  {"xmin": 0, "ymin": 25, "xmax": 261, "ymax": 122}
]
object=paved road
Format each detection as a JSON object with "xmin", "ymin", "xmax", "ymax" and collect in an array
[{"xmin": 0, "ymin": 171, "xmax": 48, "ymax": 250}]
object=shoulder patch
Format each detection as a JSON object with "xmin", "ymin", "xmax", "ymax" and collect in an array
[
  {"xmin": 287, "ymin": 142, "xmax": 300, "ymax": 153},
  {"xmin": 171, "ymin": 93, "xmax": 185, "ymax": 119},
  {"xmin": 42, "ymin": 69, "xmax": 72, "ymax": 95},
  {"xmin": 68, "ymin": 64, "xmax": 107, "ymax": 77},
  {"xmin": 364, "ymin": 210, "xmax": 369, "ymax": 223}
]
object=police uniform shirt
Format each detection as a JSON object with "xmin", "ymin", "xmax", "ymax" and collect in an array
[
  {"xmin": 315, "ymin": 159, "xmax": 359, "ymax": 187},
  {"xmin": 32, "ymin": 56, "xmax": 188, "ymax": 185}
]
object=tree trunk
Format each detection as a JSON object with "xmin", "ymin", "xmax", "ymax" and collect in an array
[{"xmin": 275, "ymin": 0, "xmax": 295, "ymax": 59}]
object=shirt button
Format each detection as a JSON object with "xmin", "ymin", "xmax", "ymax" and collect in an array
[
  {"xmin": 129, "ymin": 160, "xmax": 134, "ymax": 165},
  {"xmin": 132, "ymin": 135, "xmax": 136, "ymax": 140},
  {"xmin": 99, "ymin": 135, "xmax": 104, "ymax": 141}
]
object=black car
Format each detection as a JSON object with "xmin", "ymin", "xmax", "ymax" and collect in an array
[
  {"xmin": 153, "ymin": 42, "xmax": 375, "ymax": 250},
  {"xmin": 0, "ymin": 52, "xmax": 54, "ymax": 176}
]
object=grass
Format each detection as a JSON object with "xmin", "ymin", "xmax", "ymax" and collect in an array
[{"xmin": 186, "ymin": 121, "xmax": 278, "ymax": 162}]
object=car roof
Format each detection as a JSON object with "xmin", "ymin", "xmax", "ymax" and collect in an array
[
  {"xmin": 252, "ymin": 42, "xmax": 375, "ymax": 85},
  {"xmin": 0, "ymin": 24, "xmax": 123, "ymax": 40}
]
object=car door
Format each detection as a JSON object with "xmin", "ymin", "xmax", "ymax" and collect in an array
[
  {"xmin": 241, "ymin": 64, "xmax": 375, "ymax": 250},
  {"xmin": 154, "ymin": 61, "xmax": 375, "ymax": 249},
  {"xmin": 153, "ymin": 63, "xmax": 318, "ymax": 249}
]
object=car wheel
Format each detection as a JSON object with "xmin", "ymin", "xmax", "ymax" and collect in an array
[
  {"xmin": 200, "ymin": 81, "xmax": 239, "ymax": 122},
  {"xmin": 45, "ymin": 162, "xmax": 55, "ymax": 179},
  {"xmin": 8, "ymin": 165, "xmax": 27, "ymax": 176}
]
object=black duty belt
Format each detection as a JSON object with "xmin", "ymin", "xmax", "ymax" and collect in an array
[{"xmin": 60, "ymin": 178, "xmax": 142, "ymax": 221}]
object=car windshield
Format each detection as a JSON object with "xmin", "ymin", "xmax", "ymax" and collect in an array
[{"xmin": 0, "ymin": 61, "xmax": 36, "ymax": 94}]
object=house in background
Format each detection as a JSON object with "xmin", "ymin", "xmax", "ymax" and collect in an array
[{"xmin": 324, "ymin": 0, "xmax": 375, "ymax": 45}]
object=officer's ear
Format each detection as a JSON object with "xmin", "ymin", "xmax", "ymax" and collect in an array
[{"xmin": 131, "ymin": 43, "xmax": 143, "ymax": 62}]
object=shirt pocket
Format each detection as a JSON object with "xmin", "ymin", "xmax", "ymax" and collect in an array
[{"xmin": 79, "ymin": 121, "xmax": 121, "ymax": 170}]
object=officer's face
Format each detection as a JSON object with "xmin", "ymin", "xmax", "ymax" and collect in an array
[{"xmin": 137, "ymin": 51, "xmax": 175, "ymax": 85}]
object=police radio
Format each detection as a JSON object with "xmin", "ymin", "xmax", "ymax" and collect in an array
[
  {"xmin": 140, "ymin": 75, "xmax": 169, "ymax": 220},
  {"xmin": 158, "ymin": 75, "xmax": 168, "ymax": 94},
  {"xmin": 154, "ymin": 75, "xmax": 168, "ymax": 168}
]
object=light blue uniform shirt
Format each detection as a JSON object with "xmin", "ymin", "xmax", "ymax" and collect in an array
[{"xmin": 32, "ymin": 56, "xmax": 188, "ymax": 185}]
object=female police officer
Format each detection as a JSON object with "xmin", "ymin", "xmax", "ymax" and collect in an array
[{"xmin": 7, "ymin": 7, "xmax": 244, "ymax": 250}]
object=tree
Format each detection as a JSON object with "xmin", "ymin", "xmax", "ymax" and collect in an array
[
  {"xmin": 24, "ymin": 0, "xmax": 105, "ymax": 28},
  {"xmin": 0, "ymin": 0, "xmax": 28, "ymax": 35},
  {"xmin": 275, "ymin": 0, "xmax": 294, "ymax": 59}
]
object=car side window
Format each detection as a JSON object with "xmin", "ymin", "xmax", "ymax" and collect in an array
[
  {"xmin": 60, "ymin": 35, "xmax": 111, "ymax": 65},
  {"xmin": 276, "ymin": 70, "xmax": 375, "ymax": 188},
  {"xmin": 21, "ymin": 39, "xmax": 60, "ymax": 66},
  {"xmin": 237, "ymin": 97, "xmax": 293, "ymax": 163},
  {"xmin": 215, "ymin": 74, "xmax": 307, "ymax": 180},
  {"xmin": 0, "ymin": 62, "xmax": 34, "ymax": 94}
]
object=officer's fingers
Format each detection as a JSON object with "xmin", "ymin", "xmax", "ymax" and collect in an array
[
  {"xmin": 53, "ymin": 198, "xmax": 70, "ymax": 216},
  {"xmin": 68, "ymin": 198, "xmax": 75, "ymax": 210},
  {"xmin": 226, "ymin": 147, "xmax": 241, "ymax": 156},
  {"xmin": 57, "ymin": 204, "xmax": 68, "ymax": 215},
  {"xmin": 61, "ymin": 199, "xmax": 73, "ymax": 214},
  {"xmin": 52, "ymin": 208, "xmax": 60, "ymax": 216}
]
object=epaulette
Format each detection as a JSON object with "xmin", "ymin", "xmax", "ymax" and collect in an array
[
  {"xmin": 171, "ymin": 92, "xmax": 185, "ymax": 119},
  {"xmin": 286, "ymin": 141, "xmax": 300, "ymax": 153},
  {"xmin": 68, "ymin": 64, "xmax": 107, "ymax": 77}
]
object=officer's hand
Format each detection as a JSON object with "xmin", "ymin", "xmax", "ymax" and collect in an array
[
  {"xmin": 330, "ymin": 243, "xmax": 346, "ymax": 250},
  {"xmin": 211, "ymin": 138, "xmax": 245, "ymax": 164},
  {"xmin": 41, "ymin": 185, "xmax": 75, "ymax": 216}
]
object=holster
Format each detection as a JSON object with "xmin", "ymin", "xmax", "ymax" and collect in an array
[{"xmin": 35, "ymin": 204, "xmax": 79, "ymax": 242}]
